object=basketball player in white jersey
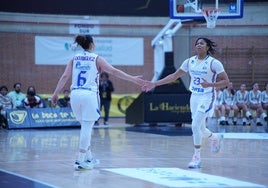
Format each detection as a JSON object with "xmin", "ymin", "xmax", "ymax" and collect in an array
[
  {"xmin": 143, "ymin": 38, "xmax": 229, "ymax": 168},
  {"xmin": 234, "ymin": 83, "xmax": 253, "ymax": 125},
  {"xmin": 52, "ymin": 35, "xmax": 145, "ymax": 170}
]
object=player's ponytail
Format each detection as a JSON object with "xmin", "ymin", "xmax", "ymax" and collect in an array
[{"xmin": 75, "ymin": 35, "xmax": 93, "ymax": 50}]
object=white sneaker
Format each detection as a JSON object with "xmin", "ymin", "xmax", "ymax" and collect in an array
[
  {"xmin": 74, "ymin": 161, "xmax": 93, "ymax": 170},
  {"xmin": 86, "ymin": 158, "xmax": 100, "ymax": 167},
  {"xmin": 188, "ymin": 155, "xmax": 201, "ymax": 168},
  {"xmin": 210, "ymin": 133, "xmax": 223, "ymax": 153}
]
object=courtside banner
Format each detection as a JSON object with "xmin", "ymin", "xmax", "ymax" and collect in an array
[
  {"xmin": 6, "ymin": 108, "xmax": 80, "ymax": 129},
  {"xmin": 35, "ymin": 36, "xmax": 144, "ymax": 66},
  {"xmin": 144, "ymin": 94, "xmax": 191, "ymax": 123}
]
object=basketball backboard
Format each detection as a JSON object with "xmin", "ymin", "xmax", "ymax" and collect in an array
[{"xmin": 170, "ymin": 0, "xmax": 243, "ymax": 20}]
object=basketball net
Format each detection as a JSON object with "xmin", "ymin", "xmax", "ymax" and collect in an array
[{"xmin": 202, "ymin": 9, "xmax": 219, "ymax": 29}]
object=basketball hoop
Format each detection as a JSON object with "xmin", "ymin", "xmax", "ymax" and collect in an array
[{"xmin": 202, "ymin": 9, "xmax": 219, "ymax": 29}]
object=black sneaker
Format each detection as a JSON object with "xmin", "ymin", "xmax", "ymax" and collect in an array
[
  {"xmin": 74, "ymin": 161, "xmax": 92, "ymax": 170},
  {"xmin": 256, "ymin": 122, "xmax": 263, "ymax": 126},
  {"xmin": 233, "ymin": 121, "xmax": 237, "ymax": 125},
  {"xmin": 219, "ymin": 121, "xmax": 225, "ymax": 125}
]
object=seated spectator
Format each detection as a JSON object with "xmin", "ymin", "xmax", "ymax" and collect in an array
[
  {"xmin": 8, "ymin": 82, "xmax": 26, "ymax": 109},
  {"xmin": 0, "ymin": 85, "xmax": 13, "ymax": 128},
  {"xmin": 248, "ymin": 82, "xmax": 267, "ymax": 126},
  {"xmin": 23, "ymin": 86, "xmax": 43, "ymax": 108},
  {"xmin": 57, "ymin": 89, "xmax": 71, "ymax": 107},
  {"xmin": 234, "ymin": 83, "xmax": 253, "ymax": 125},
  {"xmin": 214, "ymin": 88, "xmax": 226, "ymax": 125},
  {"xmin": 223, "ymin": 82, "xmax": 239, "ymax": 125},
  {"xmin": 261, "ymin": 82, "xmax": 268, "ymax": 112}
]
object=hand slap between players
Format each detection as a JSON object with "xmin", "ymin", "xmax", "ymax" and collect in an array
[{"xmin": 142, "ymin": 81, "xmax": 156, "ymax": 92}]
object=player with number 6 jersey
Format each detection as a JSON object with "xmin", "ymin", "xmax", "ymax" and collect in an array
[{"xmin": 52, "ymin": 35, "xmax": 145, "ymax": 170}]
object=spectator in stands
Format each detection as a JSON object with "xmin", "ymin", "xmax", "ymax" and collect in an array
[
  {"xmin": 57, "ymin": 89, "xmax": 71, "ymax": 107},
  {"xmin": 248, "ymin": 82, "xmax": 267, "ymax": 126},
  {"xmin": 261, "ymin": 82, "xmax": 268, "ymax": 112},
  {"xmin": 95, "ymin": 72, "xmax": 114, "ymax": 126},
  {"xmin": 8, "ymin": 82, "xmax": 26, "ymax": 109},
  {"xmin": 234, "ymin": 83, "xmax": 253, "ymax": 125},
  {"xmin": 223, "ymin": 82, "xmax": 239, "ymax": 125},
  {"xmin": 23, "ymin": 86, "xmax": 44, "ymax": 108},
  {"xmin": 214, "ymin": 88, "xmax": 226, "ymax": 125},
  {"xmin": 0, "ymin": 85, "xmax": 13, "ymax": 128}
]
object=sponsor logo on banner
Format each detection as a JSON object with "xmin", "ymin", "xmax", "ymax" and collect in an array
[{"xmin": 9, "ymin": 111, "xmax": 27, "ymax": 124}]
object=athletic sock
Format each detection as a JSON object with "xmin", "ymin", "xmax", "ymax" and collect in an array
[
  {"xmin": 86, "ymin": 150, "xmax": 93, "ymax": 161},
  {"xmin": 194, "ymin": 148, "xmax": 201, "ymax": 158},
  {"xmin": 77, "ymin": 152, "xmax": 87, "ymax": 162}
]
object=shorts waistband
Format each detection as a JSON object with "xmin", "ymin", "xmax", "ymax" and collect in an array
[{"xmin": 71, "ymin": 87, "xmax": 92, "ymax": 91}]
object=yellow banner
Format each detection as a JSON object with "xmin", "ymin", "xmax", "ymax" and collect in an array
[{"xmin": 107, "ymin": 94, "xmax": 138, "ymax": 117}]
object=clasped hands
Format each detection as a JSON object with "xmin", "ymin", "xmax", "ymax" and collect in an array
[{"xmin": 133, "ymin": 76, "xmax": 157, "ymax": 92}]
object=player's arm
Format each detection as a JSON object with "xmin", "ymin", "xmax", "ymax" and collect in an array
[
  {"xmin": 52, "ymin": 59, "xmax": 73, "ymax": 104},
  {"xmin": 202, "ymin": 71, "xmax": 229, "ymax": 89},
  {"xmin": 154, "ymin": 69, "xmax": 186, "ymax": 87},
  {"xmin": 96, "ymin": 56, "xmax": 144, "ymax": 86},
  {"xmin": 144, "ymin": 68, "xmax": 186, "ymax": 92}
]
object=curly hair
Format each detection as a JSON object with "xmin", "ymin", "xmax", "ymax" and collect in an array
[{"xmin": 195, "ymin": 37, "xmax": 217, "ymax": 55}]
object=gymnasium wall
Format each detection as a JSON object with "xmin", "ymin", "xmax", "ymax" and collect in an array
[
  {"xmin": 0, "ymin": 2, "xmax": 268, "ymax": 94},
  {"xmin": 1, "ymin": 32, "xmax": 267, "ymax": 95}
]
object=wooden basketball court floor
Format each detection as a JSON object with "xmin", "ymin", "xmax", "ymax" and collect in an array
[{"xmin": 0, "ymin": 118, "xmax": 267, "ymax": 188}]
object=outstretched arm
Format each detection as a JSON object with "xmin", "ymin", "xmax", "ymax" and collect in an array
[
  {"xmin": 51, "ymin": 59, "xmax": 73, "ymax": 105},
  {"xmin": 97, "ymin": 56, "xmax": 145, "ymax": 86},
  {"xmin": 143, "ymin": 69, "xmax": 186, "ymax": 92}
]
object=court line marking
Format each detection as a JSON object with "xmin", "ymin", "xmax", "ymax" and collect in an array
[
  {"xmin": 104, "ymin": 167, "xmax": 265, "ymax": 187},
  {"xmin": 223, "ymin": 133, "xmax": 268, "ymax": 139}
]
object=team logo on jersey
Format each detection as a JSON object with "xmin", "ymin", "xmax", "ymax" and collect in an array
[{"xmin": 75, "ymin": 62, "xmax": 91, "ymax": 70}]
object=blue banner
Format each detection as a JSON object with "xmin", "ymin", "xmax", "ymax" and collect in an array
[{"xmin": 6, "ymin": 107, "xmax": 80, "ymax": 129}]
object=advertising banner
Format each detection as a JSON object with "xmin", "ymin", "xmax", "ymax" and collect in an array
[
  {"xmin": 144, "ymin": 94, "xmax": 191, "ymax": 123},
  {"xmin": 6, "ymin": 108, "xmax": 80, "ymax": 129},
  {"xmin": 35, "ymin": 36, "xmax": 144, "ymax": 66}
]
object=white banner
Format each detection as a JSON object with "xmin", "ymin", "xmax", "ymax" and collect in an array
[
  {"xmin": 35, "ymin": 36, "xmax": 144, "ymax": 66},
  {"xmin": 69, "ymin": 20, "xmax": 100, "ymax": 35}
]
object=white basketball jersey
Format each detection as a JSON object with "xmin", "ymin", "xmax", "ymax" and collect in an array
[
  {"xmin": 235, "ymin": 90, "xmax": 249, "ymax": 104},
  {"xmin": 71, "ymin": 51, "xmax": 99, "ymax": 92},
  {"xmin": 180, "ymin": 55, "xmax": 225, "ymax": 94}
]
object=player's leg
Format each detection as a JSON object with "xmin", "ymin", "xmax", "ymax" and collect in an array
[
  {"xmin": 72, "ymin": 90, "xmax": 100, "ymax": 170},
  {"xmin": 103, "ymin": 100, "xmax": 110, "ymax": 125},
  {"xmin": 74, "ymin": 120, "xmax": 95, "ymax": 170},
  {"xmin": 188, "ymin": 94, "xmax": 203, "ymax": 168},
  {"xmin": 232, "ymin": 104, "xmax": 239, "ymax": 125}
]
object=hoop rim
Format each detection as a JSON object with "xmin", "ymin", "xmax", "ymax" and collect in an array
[
  {"xmin": 202, "ymin": 8, "xmax": 220, "ymax": 14},
  {"xmin": 202, "ymin": 8, "xmax": 220, "ymax": 17}
]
